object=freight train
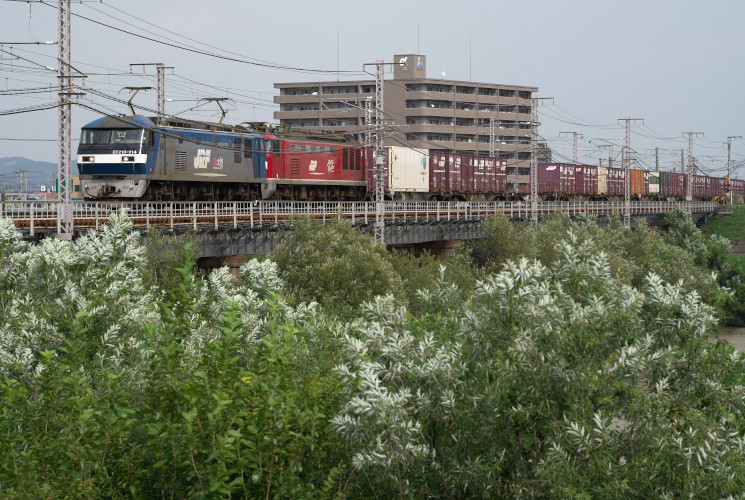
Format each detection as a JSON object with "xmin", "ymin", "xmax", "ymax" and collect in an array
[{"xmin": 76, "ymin": 115, "xmax": 743, "ymax": 203}]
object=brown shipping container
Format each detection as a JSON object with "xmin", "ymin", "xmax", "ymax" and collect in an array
[
  {"xmin": 629, "ymin": 169, "xmax": 647, "ymax": 196},
  {"xmin": 429, "ymin": 152, "xmax": 449, "ymax": 192},
  {"xmin": 659, "ymin": 171, "xmax": 685, "ymax": 198}
]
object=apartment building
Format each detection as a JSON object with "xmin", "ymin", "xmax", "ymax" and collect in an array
[{"xmin": 274, "ymin": 54, "xmax": 540, "ymax": 180}]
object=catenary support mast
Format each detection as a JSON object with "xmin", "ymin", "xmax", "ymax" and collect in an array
[
  {"xmin": 683, "ymin": 131, "xmax": 703, "ymax": 216},
  {"xmin": 57, "ymin": 0, "xmax": 73, "ymax": 240},
  {"xmin": 373, "ymin": 60, "xmax": 385, "ymax": 244},
  {"xmin": 619, "ymin": 117, "xmax": 643, "ymax": 228}
]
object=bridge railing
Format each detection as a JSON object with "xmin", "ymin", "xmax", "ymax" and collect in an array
[{"xmin": 0, "ymin": 199, "xmax": 718, "ymax": 236}]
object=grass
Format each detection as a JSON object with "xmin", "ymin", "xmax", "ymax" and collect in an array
[{"xmin": 705, "ymin": 204, "xmax": 745, "ymax": 242}]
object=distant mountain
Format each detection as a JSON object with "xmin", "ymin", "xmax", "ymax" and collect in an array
[{"xmin": 0, "ymin": 157, "xmax": 57, "ymax": 192}]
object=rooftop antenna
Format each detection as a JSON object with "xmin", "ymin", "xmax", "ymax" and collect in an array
[
  {"xmin": 441, "ymin": 71, "xmax": 446, "ymax": 80},
  {"xmin": 121, "ymin": 86, "xmax": 152, "ymax": 115},
  {"xmin": 200, "ymin": 97, "xmax": 232, "ymax": 123}
]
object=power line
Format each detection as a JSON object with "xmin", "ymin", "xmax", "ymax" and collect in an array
[{"xmin": 35, "ymin": 1, "xmax": 366, "ymax": 75}]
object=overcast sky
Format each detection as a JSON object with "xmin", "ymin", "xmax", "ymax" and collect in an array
[{"xmin": 1, "ymin": 0, "xmax": 743, "ymax": 177}]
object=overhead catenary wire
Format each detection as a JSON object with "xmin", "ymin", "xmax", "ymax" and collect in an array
[{"xmin": 33, "ymin": 0, "xmax": 367, "ymax": 76}]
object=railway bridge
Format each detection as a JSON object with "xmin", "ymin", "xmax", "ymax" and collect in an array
[{"xmin": 1, "ymin": 199, "xmax": 719, "ymax": 258}]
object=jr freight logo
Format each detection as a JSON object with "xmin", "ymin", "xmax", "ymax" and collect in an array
[{"xmin": 194, "ymin": 149, "xmax": 211, "ymax": 169}]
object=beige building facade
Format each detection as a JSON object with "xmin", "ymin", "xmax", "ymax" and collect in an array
[{"xmin": 274, "ymin": 54, "xmax": 539, "ymax": 179}]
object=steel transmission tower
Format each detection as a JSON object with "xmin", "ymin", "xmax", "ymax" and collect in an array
[
  {"xmin": 683, "ymin": 131, "xmax": 703, "ymax": 216},
  {"xmin": 619, "ymin": 117, "xmax": 643, "ymax": 228},
  {"xmin": 57, "ymin": 0, "xmax": 73, "ymax": 240},
  {"xmin": 373, "ymin": 60, "xmax": 385, "ymax": 244}
]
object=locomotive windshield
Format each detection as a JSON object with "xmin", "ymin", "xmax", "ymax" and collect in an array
[{"xmin": 81, "ymin": 128, "xmax": 148, "ymax": 146}]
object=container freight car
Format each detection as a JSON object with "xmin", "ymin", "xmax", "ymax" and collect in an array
[
  {"xmin": 605, "ymin": 167, "xmax": 626, "ymax": 196},
  {"xmin": 428, "ymin": 151, "xmax": 507, "ymax": 200},
  {"xmin": 659, "ymin": 171, "xmax": 685, "ymax": 199},
  {"xmin": 537, "ymin": 163, "xmax": 598, "ymax": 198},
  {"xmin": 630, "ymin": 169, "xmax": 648, "ymax": 196},
  {"xmin": 689, "ymin": 174, "xmax": 724, "ymax": 200},
  {"xmin": 385, "ymin": 146, "xmax": 429, "ymax": 198},
  {"xmin": 649, "ymin": 172, "xmax": 660, "ymax": 196}
]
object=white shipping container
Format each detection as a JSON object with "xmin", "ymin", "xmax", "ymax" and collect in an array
[
  {"xmin": 387, "ymin": 146, "xmax": 429, "ymax": 193},
  {"xmin": 598, "ymin": 166, "xmax": 608, "ymax": 195}
]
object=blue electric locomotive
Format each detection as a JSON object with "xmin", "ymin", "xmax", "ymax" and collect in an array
[{"xmin": 76, "ymin": 115, "xmax": 271, "ymax": 200}]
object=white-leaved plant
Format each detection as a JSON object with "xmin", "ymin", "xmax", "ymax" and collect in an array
[
  {"xmin": 334, "ymin": 232, "xmax": 745, "ymax": 497},
  {"xmin": 0, "ymin": 213, "xmax": 319, "ymax": 384}
]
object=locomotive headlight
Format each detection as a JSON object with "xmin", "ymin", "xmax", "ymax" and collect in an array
[
  {"xmin": 82, "ymin": 156, "xmax": 95, "ymax": 162},
  {"xmin": 121, "ymin": 156, "xmax": 135, "ymax": 162}
]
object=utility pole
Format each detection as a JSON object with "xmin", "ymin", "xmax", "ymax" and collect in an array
[
  {"xmin": 373, "ymin": 59, "xmax": 385, "ymax": 244},
  {"xmin": 727, "ymin": 136, "xmax": 742, "ymax": 205},
  {"xmin": 680, "ymin": 149, "xmax": 685, "ymax": 175},
  {"xmin": 619, "ymin": 117, "xmax": 644, "ymax": 228},
  {"xmin": 560, "ymin": 131, "xmax": 582, "ymax": 163},
  {"xmin": 57, "ymin": 0, "xmax": 73, "ymax": 240},
  {"xmin": 489, "ymin": 117, "xmax": 496, "ymax": 157},
  {"xmin": 14, "ymin": 169, "xmax": 26, "ymax": 193},
  {"xmin": 130, "ymin": 62, "xmax": 173, "ymax": 122},
  {"xmin": 655, "ymin": 147, "xmax": 659, "ymax": 171},
  {"xmin": 683, "ymin": 131, "xmax": 703, "ymax": 216}
]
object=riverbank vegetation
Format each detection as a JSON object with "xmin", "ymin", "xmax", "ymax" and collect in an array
[{"xmin": 2, "ymin": 210, "xmax": 745, "ymax": 497}]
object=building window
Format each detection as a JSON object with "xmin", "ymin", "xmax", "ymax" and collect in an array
[
  {"xmin": 456, "ymin": 86, "xmax": 476, "ymax": 94},
  {"xmin": 323, "ymin": 119, "xmax": 358, "ymax": 127},
  {"xmin": 499, "ymin": 89, "xmax": 516, "ymax": 98},
  {"xmin": 406, "ymin": 100, "xmax": 452, "ymax": 109},
  {"xmin": 322, "ymin": 85, "xmax": 358, "ymax": 94},
  {"xmin": 284, "ymin": 119, "xmax": 319, "ymax": 127},
  {"xmin": 456, "ymin": 102, "xmax": 476, "ymax": 111},
  {"xmin": 281, "ymin": 87, "xmax": 318, "ymax": 96},
  {"xmin": 518, "ymin": 91, "xmax": 532, "ymax": 99},
  {"xmin": 478, "ymin": 88, "xmax": 497, "ymax": 96},
  {"xmin": 281, "ymin": 103, "xmax": 319, "ymax": 111}
]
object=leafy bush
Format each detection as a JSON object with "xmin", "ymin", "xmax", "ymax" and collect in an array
[
  {"xmin": 270, "ymin": 219, "xmax": 403, "ymax": 316},
  {"xmin": 334, "ymin": 235, "xmax": 745, "ymax": 497}
]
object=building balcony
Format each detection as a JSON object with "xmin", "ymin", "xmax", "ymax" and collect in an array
[
  {"xmin": 453, "ymin": 108, "xmax": 479, "ymax": 118},
  {"xmin": 405, "ymin": 107, "xmax": 454, "ymax": 116},
  {"xmin": 275, "ymin": 95, "xmax": 323, "ymax": 104},
  {"xmin": 405, "ymin": 124, "xmax": 455, "ymax": 134},
  {"xmin": 275, "ymin": 110, "xmax": 320, "ymax": 120}
]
